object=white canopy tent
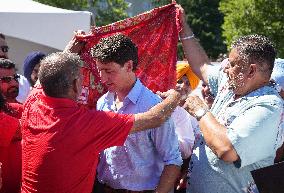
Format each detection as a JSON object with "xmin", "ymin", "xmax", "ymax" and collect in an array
[{"xmin": 0, "ymin": 0, "xmax": 92, "ymax": 73}]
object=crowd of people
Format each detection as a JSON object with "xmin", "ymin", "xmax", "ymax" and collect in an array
[{"xmin": 0, "ymin": 2, "xmax": 284, "ymax": 193}]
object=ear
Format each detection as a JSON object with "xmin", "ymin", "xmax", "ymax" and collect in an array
[
  {"xmin": 124, "ymin": 60, "xmax": 134, "ymax": 72},
  {"xmin": 248, "ymin": 63, "xmax": 257, "ymax": 79}
]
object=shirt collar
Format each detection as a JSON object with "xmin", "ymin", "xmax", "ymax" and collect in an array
[
  {"xmin": 31, "ymin": 85, "xmax": 78, "ymax": 109},
  {"xmin": 232, "ymin": 82, "xmax": 279, "ymax": 103},
  {"xmin": 125, "ymin": 79, "xmax": 143, "ymax": 104},
  {"xmin": 41, "ymin": 93, "xmax": 78, "ymax": 109},
  {"xmin": 104, "ymin": 92, "xmax": 115, "ymax": 103},
  {"xmin": 104, "ymin": 78, "xmax": 143, "ymax": 105}
]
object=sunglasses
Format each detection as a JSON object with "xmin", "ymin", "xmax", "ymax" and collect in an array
[
  {"xmin": 0, "ymin": 46, "xmax": 9, "ymax": 53},
  {"xmin": 0, "ymin": 74, "xmax": 20, "ymax": 83}
]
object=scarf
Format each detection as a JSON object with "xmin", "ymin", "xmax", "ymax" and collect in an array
[{"xmin": 77, "ymin": 3, "xmax": 180, "ymax": 107}]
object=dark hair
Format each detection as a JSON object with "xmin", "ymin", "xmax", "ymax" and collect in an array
[
  {"xmin": 38, "ymin": 52, "xmax": 81, "ymax": 98},
  {"xmin": 231, "ymin": 34, "xmax": 276, "ymax": 75},
  {"xmin": 0, "ymin": 33, "xmax": 5, "ymax": 40},
  {"xmin": 91, "ymin": 34, "xmax": 138, "ymax": 71},
  {"xmin": 0, "ymin": 58, "xmax": 15, "ymax": 69},
  {"xmin": 0, "ymin": 91, "xmax": 13, "ymax": 114}
]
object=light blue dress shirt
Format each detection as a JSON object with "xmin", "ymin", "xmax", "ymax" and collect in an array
[
  {"xmin": 97, "ymin": 79, "xmax": 182, "ymax": 191},
  {"xmin": 187, "ymin": 67, "xmax": 283, "ymax": 193}
]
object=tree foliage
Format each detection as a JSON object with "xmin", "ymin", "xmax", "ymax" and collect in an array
[
  {"xmin": 94, "ymin": 0, "xmax": 128, "ymax": 26},
  {"xmin": 34, "ymin": 0, "xmax": 88, "ymax": 10},
  {"xmin": 220, "ymin": 0, "xmax": 284, "ymax": 57},
  {"xmin": 35, "ymin": 0, "xmax": 128, "ymax": 26},
  {"xmin": 153, "ymin": 0, "xmax": 227, "ymax": 60}
]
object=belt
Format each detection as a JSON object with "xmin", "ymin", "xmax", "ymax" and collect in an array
[{"xmin": 103, "ymin": 184, "xmax": 154, "ymax": 193}]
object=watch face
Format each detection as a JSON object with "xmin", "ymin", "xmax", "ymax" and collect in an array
[
  {"xmin": 195, "ymin": 109, "xmax": 206, "ymax": 117},
  {"xmin": 195, "ymin": 108, "xmax": 207, "ymax": 120}
]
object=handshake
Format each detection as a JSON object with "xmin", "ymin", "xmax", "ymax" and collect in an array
[{"xmin": 157, "ymin": 85, "xmax": 209, "ymax": 121}]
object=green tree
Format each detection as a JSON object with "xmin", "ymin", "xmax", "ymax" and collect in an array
[
  {"xmin": 94, "ymin": 0, "xmax": 128, "ymax": 26},
  {"xmin": 35, "ymin": 0, "xmax": 128, "ymax": 26},
  {"xmin": 220, "ymin": 0, "xmax": 284, "ymax": 57},
  {"xmin": 34, "ymin": 0, "xmax": 88, "ymax": 10},
  {"xmin": 152, "ymin": 0, "xmax": 227, "ymax": 60}
]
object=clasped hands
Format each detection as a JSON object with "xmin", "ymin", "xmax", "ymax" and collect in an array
[{"xmin": 157, "ymin": 86, "xmax": 208, "ymax": 118}]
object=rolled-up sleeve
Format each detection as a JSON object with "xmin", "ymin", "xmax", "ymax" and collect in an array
[{"xmin": 151, "ymin": 118, "xmax": 183, "ymax": 166}]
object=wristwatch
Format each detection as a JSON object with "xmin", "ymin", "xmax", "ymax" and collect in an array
[{"xmin": 194, "ymin": 108, "xmax": 209, "ymax": 121}]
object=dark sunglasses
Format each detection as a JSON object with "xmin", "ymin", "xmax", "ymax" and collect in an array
[
  {"xmin": 0, "ymin": 74, "xmax": 20, "ymax": 83},
  {"xmin": 0, "ymin": 46, "xmax": 9, "ymax": 53}
]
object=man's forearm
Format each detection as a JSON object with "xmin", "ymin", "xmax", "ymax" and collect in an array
[
  {"xmin": 131, "ymin": 91, "xmax": 181, "ymax": 133},
  {"xmin": 155, "ymin": 165, "xmax": 180, "ymax": 193},
  {"xmin": 199, "ymin": 112, "xmax": 239, "ymax": 162},
  {"xmin": 183, "ymin": 95, "xmax": 238, "ymax": 162}
]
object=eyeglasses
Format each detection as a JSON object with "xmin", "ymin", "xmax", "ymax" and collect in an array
[
  {"xmin": 0, "ymin": 74, "xmax": 20, "ymax": 83},
  {"xmin": 0, "ymin": 46, "xmax": 9, "ymax": 53}
]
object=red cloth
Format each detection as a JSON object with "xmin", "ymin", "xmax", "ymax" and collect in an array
[
  {"xmin": 0, "ymin": 113, "xmax": 19, "ymax": 147},
  {"xmin": 0, "ymin": 103, "xmax": 23, "ymax": 193},
  {"xmin": 77, "ymin": 3, "xmax": 180, "ymax": 108},
  {"xmin": 21, "ymin": 85, "xmax": 134, "ymax": 193}
]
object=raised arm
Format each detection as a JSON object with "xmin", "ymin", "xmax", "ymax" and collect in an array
[
  {"xmin": 177, "ymin": 4, "xmax": 212, "ymax": 85},
  {"xmin": 63, "ymin": 30, "xmax": 86, "ymax": 54}
]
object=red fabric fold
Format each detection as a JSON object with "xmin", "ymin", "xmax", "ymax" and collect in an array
[
  {"xmin": 78, "ymin": 3, "xmax": 180, "ymax": 107},
  {"xmin": 0, "ymin": 112, "xmax": 19, "ymax": 147}
]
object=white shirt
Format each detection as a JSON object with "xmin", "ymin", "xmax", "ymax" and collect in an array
[{"xmin": 172, "ymin": 106, "xmax": 197, "ymax": 159}]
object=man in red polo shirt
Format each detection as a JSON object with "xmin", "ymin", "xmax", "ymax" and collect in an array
[
  {"xmin": 0, "ymin": 90, "xmax": 22, "ymax": 193},
  {"xmin": 0, "ymin": 58, "xmax": 22, "ymax": 193},
  {"xmin": 0, "ymin": 110, "xmax": 20, "ymax": 192},
  {"xmin": 21, "ymin": 51, "xmax": 183, "ymax": 193}
]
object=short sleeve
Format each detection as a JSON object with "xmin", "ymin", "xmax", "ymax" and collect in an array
[
  {"xmin": 0, "ymin": 112, "xmax": 19, "ymax": 147},
  {"xmin": 88, "ymin": 110, "xmax": 134, "ymax": 153},
  {"xmin": 227, "ymin": 101, "xmax": 282, "ymax": 168}
]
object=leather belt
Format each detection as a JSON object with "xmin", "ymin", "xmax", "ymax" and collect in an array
[{"xmin": 103, "ymin": 184, "xmax": 154, "ymax": 193}]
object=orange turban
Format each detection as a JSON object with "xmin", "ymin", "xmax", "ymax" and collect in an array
[{"xmin": 176, "ymin": 61, "xmax": 200, "ymax": 90}]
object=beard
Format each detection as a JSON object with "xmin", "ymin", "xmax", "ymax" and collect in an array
[
  {"xmin": 228, "ymin": 80, "xmax": 238, "ymax": 90},
  {"xmin": 5, "ymin": 86, "xmax": 19, "ymax": 99},
  {"xmin": 227, "ymin": 72, "xmax": 245, "ymax": 91}
]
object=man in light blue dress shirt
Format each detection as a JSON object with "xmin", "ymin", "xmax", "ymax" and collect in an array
[
  {"xmin": 177, "ymin": 4, "xmax": 283, "ymax": 193},
  {"xmin": 92, "ymin": 34, "xmax": 182, "ymax": 193}
]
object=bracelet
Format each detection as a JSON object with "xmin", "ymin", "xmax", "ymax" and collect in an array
[{"xmin": 179, "ymin": 34, "xmax": 195, "ymax": 41}]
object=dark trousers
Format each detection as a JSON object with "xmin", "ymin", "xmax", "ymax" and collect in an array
[
  {"xmin": 104, "ymin": 184, "xmax": 153, "ymax": 193},
  {"xmin": 92, "ymin": 181, "xmax": 153, "ymax": 193},
  {"xmin": 174, "ymin": 188, "xmax": 186, "ymax": 193}
]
